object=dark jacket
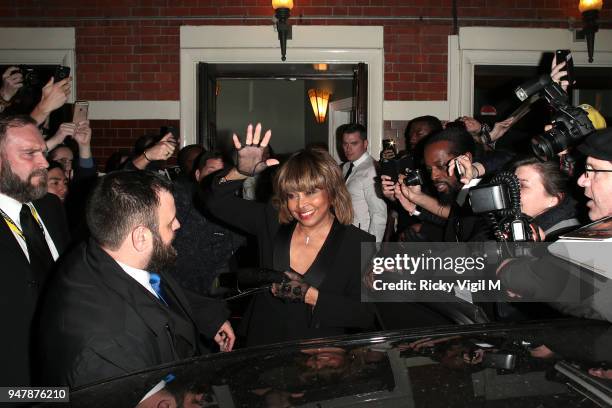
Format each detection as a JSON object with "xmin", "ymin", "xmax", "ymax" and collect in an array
[
  {"xmin": 172, "ymin": 177, "xmax": 245, "ymax": 295},
  {"xmin": 0, "ymin": 193, "xmax": 70, "ymax": 386},
  {"xmin": 37, "ymin": 240, "xmax": 229, "ymax": 388},
  {"xmin": 532, "ymin": 196, "xmax": 581, "ymax": 242},
  {"xmin": 444, "ymin": 201, "xmax": 491, "ymax": 242},
  {"xmin": 498, "ymin": 246, "xmax": 612, "ymax": 322},
  {"xmin": 64, "ymin": 158, "xmax": 98, "ymax": 241},
  {"xmin": 205, "ymin": 177, "xmax": 377, "ymax": 346}
]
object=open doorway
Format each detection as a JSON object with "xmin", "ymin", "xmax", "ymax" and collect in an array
[
  {"xmin": 198, "ymin": 63, "xmax": 364, "ymax": 161},
  {"xmin": 180, "ymin": 26, "xmax": 384, "ymax": 155}
]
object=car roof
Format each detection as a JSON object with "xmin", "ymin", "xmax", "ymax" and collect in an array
[{"xmin": 45, "ymin": 319, "xmax": 612, "ymax": 408}]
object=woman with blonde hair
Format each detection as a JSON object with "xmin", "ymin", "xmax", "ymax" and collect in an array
[{"xmin": 206, "ymin": 124, "xmax": 376, "ymax": 346}]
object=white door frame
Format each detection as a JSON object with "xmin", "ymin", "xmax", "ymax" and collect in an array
[
  {"xmin": 450, "ymin": 27, "xmax": 612, "ymax": 118},
  {"xmin": 180, "ymin": 25, "xmax": 384, "ymax": 155},
  {"xmin": 328, "ymin": 97, "xmax": 353, "ymax": 163},
  {"xmin": 0, "ymin": 28, "xmax": 76, "ymax": 103}
]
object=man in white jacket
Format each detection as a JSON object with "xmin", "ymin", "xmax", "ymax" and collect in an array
[{"xmin": 341, "ymin": 123, "xmax": 387, "ymax": 241}]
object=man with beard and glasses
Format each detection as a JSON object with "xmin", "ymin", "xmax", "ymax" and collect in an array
[
  {"xmin": 37, "ymin": 170, "xmax": 234, "ymax": 388},
  {"xmin": 0, "ymin": 115, "xmax": 70, "ymax": 387}
]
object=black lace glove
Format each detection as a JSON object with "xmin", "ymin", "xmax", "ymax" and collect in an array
[
  {"xmin": 271, "ymin": 271, "xmax": 310, "ymax": 303},
  {"xmin": 236, "ymin": 144, "xmax": 270, "ymax": 177},
  {"xmin": 232, "ymin": 123, "xmax": 279, "ymax": 177},
  {"xmin": 237, "ymin": 267, "xmax": 286, "ymax": 290}
]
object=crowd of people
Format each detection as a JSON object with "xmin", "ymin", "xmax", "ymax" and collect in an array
[{"xmin": 0, "ymin": 53, "xmax": 611, "ymax": 391}]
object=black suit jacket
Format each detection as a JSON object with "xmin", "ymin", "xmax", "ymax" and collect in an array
[
  {"xmin": 37, "ymin": 239, "xmax": 229, "ymax": 388},
  {"xmin": 0, "ymin": 193, "xmax": 69, "ymax": 387},
  {"xmin": 205, "ymin": 177, "xmax": 377, "ymax": 346}
]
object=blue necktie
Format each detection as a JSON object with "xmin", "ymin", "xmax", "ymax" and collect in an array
[{"xmin": 149, "ymin": 273, "xmax": 168, "ymax": 306}]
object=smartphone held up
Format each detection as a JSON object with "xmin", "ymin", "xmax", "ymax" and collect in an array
[
  {"xmin": 555, "ymin": 49, "xmax": 574, "ymax": 88},
  {"xmin": 72, "ymin": 101, "xmax": 89, "ymax": 124}
]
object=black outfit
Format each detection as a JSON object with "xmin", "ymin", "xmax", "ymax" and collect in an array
[
  {"xmin": 37, "ymin": 239, "xmax": 229, "ymax": 388},
  {"xmin": 479, "ymin": 149, "xmax": 515, "ymax": 175},
  {"xmin": 64, "ymin": 159, "xmax": 98, "ymax": 240},
  {"xmin": 0, "ymin": 193, "xmax": 69, "ymax": 387},
  {"xmin": 498, "ymin": 244, "xmax": 612, "ymax": 322},
  {"xmin": 444, "ymin": 201, "xmax": 491, "ymax": 243},
  {"xmin": 484, "ymin": 197, "xmax": 580, "ymax": 321},
  {"xmin": 172, "ymin": 177, "xmax": 245, "ymax": 295},
  {"xmin": 532, "ymin": 196, "xmax": 581, "ymax": 241},
  {"xmin": 205, "ymin": 177, "xmax": 377, "ymax": 346}
]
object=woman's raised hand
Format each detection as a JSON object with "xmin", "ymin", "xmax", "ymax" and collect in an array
[{"xmin": 233, "ymin": 123, "xmax": 280, "ymax": 176}]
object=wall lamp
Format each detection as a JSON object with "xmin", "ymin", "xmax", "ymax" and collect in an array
[
  {"xmin": 308, "ymin": 89, "xmax": 330, "ymax": 123},
  {"xmin": 579, "ymin": 0, "xmax": 603, "ymax": 63},
  {"xmin": 272, "ymin": 0, "xmax": 293, "ymax": 61}
]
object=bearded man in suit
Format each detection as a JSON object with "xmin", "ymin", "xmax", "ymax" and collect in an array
[
  {"xmin": 38, "ymin": 170, "xmax": 234, "ymax": 388},
  {"xmin": 0, "ymin": 115, "xmax": 70, "ymax": 386}
]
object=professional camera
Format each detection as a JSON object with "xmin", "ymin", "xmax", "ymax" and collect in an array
[
  {"xmin": 11, "ymin": 65, "xmax": 70, "ymax": 90},
  {"xmin": 15, "ymin": 65, "xmax": 40, "ymax": 88},
  {"xmin": 403, "ymin": 168, "xmax": 424, "ymax": 186},
  {"xmin": 468, "ymin": 171, "xmax": 534, "ymax": 242},
  {"xmin": 379, "ymin": 156, "xmax": 423, "ymax": 187},
  {"xmin": 514, "ymin": 75, "xmax": 594, "ymax": 161}
]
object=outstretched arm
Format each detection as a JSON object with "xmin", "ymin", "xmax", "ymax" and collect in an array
[{"xmin": 204, "ymin": 123, "xmax": 280, "ymax": 236}]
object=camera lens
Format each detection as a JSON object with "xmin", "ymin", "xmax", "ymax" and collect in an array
[
  {"xmin": 531, "ymin": 136, "xmax": 554, "ymax": 161},
  {"xmin": 531, "ymin": 126, "xmax": 570, "ymax": 161}
]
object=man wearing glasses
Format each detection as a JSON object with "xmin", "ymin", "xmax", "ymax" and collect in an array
[
  {"xmin": 498, "ymin": 128, "xmax": 612, "ymax": 322},
  {"xmin": 576, "ymin": 129, "xmax": 612, "ymax": 223}
]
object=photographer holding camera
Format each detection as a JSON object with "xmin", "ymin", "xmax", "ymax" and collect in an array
[
  {"xmin": 0, "ymin": 66, "xmax": 23, "ymax": 113},
  {"xmin": 511, "ymin": 157, "xmax": 580, "ymax": 241},
  {"xmin": 1, "ymin": 65, "xmax": 72, "ymax": 131},
  {"xmin": 382, "ymin": 127, "xmax": 489, "ymax": 242},
  {"xmin": 380, "ymin": 116, "xmax": 444, "ymax": 241},
  {"xmin": 497, "ymin": 128, "xmax": 612, "ymax": 322}
]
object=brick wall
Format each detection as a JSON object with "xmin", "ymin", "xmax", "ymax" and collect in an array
[
  {"xmin": 1, "ymin": 0, "xmax": 610, "ymax": 166},
  {"xmin": 89, "ymin": 120, "xmax": 180, "ymax": 167}
]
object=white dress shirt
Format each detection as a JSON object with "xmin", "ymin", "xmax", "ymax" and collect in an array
[
  {"xmin": 116, "ymin": 261, "xmax": 161, "ymax": 299},
  {"xmin": 344, "ymin": 152, "xmax": 369, "ymax": 181},
  {"xmin": 0, "ymin": 192, "xmax": 60, "ymax": 262}
]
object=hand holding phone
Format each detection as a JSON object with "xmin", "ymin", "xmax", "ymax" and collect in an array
[
  {"xmin": 160, "ymin": 126, "xmax": 179, "ymax": 145},
  {"xmin": 553, "ymin": 50, "xmax": 574, "ymax": 89},
  {"xmin": 145, "ymin": 133, "xmax": 177, "ymax": 161},
  {"xmin": 449, "ymin": 155, "xmax": 476, "ymax": 185},
  {"xmin": 382, "ymin": 139, "xmax": 397, "ymax": 156},
  {"xmin": 73, "ymin": 100, "xmax": 89, "ymax": 124},
  {"xmin": 380, "ymin": 158, "xmax": 399, "ymax": 183},
  {"xmin": 455, "ymin": 158, "xmax": 464, "ymax": 177},
  {"xmin": 54, "ymin": 65, "xmax": 71, "ymax": 82}
]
